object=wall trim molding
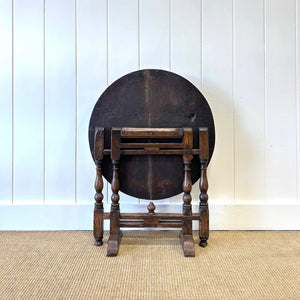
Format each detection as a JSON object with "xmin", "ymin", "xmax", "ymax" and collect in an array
[{"xmin": 0, "ymin": 204, "xmax": 299, "ymax": 230}]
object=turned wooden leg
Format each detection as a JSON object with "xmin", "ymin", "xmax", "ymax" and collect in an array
[
  {"xmin": 107, "ymin": 128, "xmax": 122, "ymax": 257},
  {"xmin": 93, "ymin": 128, "xmax": 104, "ymax": 246},
  {"xmin": 180, "ymin": 159, "xmax": 195, "ymax": 257},
  {"xmin": 180, "ymin": 128, "xmax": 195, "ymax": 257},
  {"xmin": 199, "ymin": 128, "xmax": 209, "ymax": 247},
  {"xmin": 199, "ymin": 160, "xmax": 209, "ymax": 247},
  {"xmin": 107, "ymin": 160, "xmax": 121, "ymax": 256},
  {"xmin": 94, "ymin": 160, "xmax": 104, "ymax": 246}
]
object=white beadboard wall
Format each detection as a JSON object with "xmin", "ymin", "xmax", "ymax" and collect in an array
[{"xmin": 0, "ymin": 0, "xmax": 299, "ymax": 230}]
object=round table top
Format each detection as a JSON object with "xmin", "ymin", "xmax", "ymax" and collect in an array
[{"xmin": 89, "ymin": 69, "xmax": 215, "ymax": 200}]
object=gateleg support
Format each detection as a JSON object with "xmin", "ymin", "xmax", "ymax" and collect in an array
[
  {"xmin": 107, "ymin": 128, "xmax": 122, "ymax": 256},
  {"xmin": 93, "ymin": 127, "xmax": 104, "ymax": 246},
  {"xmin": 180, "ymin": 128, "xmax": 195, "ymax": 257},
  {"xmin": 199, "ymin": 128, "xmax": 209, "ymax": 247}
]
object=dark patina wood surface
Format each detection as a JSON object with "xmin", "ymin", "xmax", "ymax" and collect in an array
[{"xmin": 89, "ymin": 69, "xmax": 215, "ymax": 200}]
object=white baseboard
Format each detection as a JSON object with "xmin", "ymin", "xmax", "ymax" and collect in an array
[{"xmin": 0, "ymin": 203, "xmax": 299, "ymax": 230}]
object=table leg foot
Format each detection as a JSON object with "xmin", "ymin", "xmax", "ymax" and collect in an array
[
  {"xmin": 94, "ymin": 237, "xmax": 103, "ymax": 246},
  {"xmin": 199, "ymin": 239, "xmax": 208, "ymax": 248},
  {"xmin": 179, "ymin": 231, "xmax": 195, "ymax": 257},
  {"xmin": 107, "ymin": 233, "xmax": 122, "ymax": 257}
]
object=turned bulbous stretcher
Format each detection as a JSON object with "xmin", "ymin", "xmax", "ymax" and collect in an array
[{"xmin": 88, "ymin": 69, "xmax": 215, "ymax": 257}]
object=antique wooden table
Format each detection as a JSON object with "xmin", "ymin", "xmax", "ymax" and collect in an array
[{"xmin": 89, "ymin": 69, "xmax": 215, "ymax": 257}]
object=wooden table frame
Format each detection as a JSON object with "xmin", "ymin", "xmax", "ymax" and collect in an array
[{"xmin": 93, "ymin": 127, "xmax": 209, "ymax": 257}]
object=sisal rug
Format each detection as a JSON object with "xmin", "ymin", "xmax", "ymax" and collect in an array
[{"xmin": 0, "ymin": 231, "xmax": 299, "ymax": 299}]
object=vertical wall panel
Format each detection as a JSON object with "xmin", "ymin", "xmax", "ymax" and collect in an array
[
  {"xmin": 140, "ymin": 0, "xmax": 170, "ymax": 69},
  {"xmin": 108, "ymin": 0, "xmax": 139, "ymax": 84},
  {"xmin": 265, "ymin": 0, "xmax": 297, "ymax": 204},
  {"xmin": 108, "ymin": 0, "xmax": 139, "ymax": 204},
  {"xmin": 0, "ymin": 0, "xmax": 12, "ymax": 204},
  {"xmin": 45, "ymin": 0, "xmax": 76, "ymax": 203},
  {"xmin": 13, "ymin": 0, "xmax": 44, "ymax": 204},
  {"xmin": 234, "ymin": 0, "xmax": 265, "ymax": 203},
  {"xmin": 297, "ymin": 0, "xmax": 300, "ymax": 204},
  {"xmin": 77, "ymin": 0, "xmax": 107, "ymax": 204},
  {"xmin": 171, "ymin": 0, "xmax": 201, "ymax": 88},
  {"xmin": 171, "ymin": 0, "xmax": 201, "ymax": 204},
  {"xmin": 202, "ymin": 0, "xmax": 234, "ymax": 203}
]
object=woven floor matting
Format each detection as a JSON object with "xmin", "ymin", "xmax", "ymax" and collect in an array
[{"xmin": 0, "ymin": 231, "xmax": 299, "ymax": 299}]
